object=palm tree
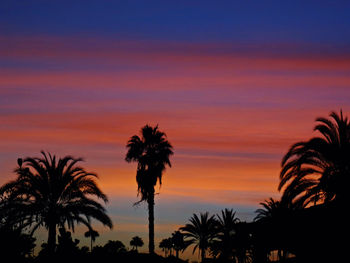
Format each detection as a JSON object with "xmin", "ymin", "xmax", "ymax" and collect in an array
[
  {"xmin": 130, "ymin": 236, "xmax": 144, "ymax": 252},
  {"xmin": 171, "ymin": 230, "xmax": 186, "ymax": 258},
  {"xmin": 125, "ymin": 125, "xmax": 173, "ymax": 254},
  {"xmin": 214, "ymin": 209, "xmax": 239, "ymax": 261},
  {"xmin": 180, "ymin": 212, "xmax": 218, "ymax": 262},
  {"xmin": 279, "ymin": 110, "xmax": 350, "ymax": 207},
  {"xmin": 0, "ymin": 151, "xmax": 113, "ymax": 254},
  {"xmin": 254, "ymin": 198, "xmax": 291, "ymax": 261},
  {"xmin": 159, "ymin": 237, "xmax": 173, "ymax": 257},
  {"xmin": 84, "ymin": 229, "xmax": 99, "ymax": 252}
]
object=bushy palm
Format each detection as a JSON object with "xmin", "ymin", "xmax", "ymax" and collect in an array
[
  {"xmin": 171, "ymin": 230, "xmax": 186, "ymax": 258},
  {"xmin": 159, "ymin": 237, "xmax": 173, "ymax": 257},
  {"xmin": 279, "ymin": 110, "xmax": 350, "ymax": 207},
  {"xmin": 180, "ymin": 212, "xmax": 218, "ymax": 262},
  {"xmin": 125, "ymin": 125, "xmax": 173, "ymax": 253},
  {"xmin": 0, "ymin": 151, "xmax": 113, "ymax": 254},
  {"xmin": 130, "ymin": 236, "xmax": 144, "ymax": 252}
]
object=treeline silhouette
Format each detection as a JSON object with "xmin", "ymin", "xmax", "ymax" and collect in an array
[{"xmin": 0, "ymin": 110, "xmax": 348, "ymax": 262}]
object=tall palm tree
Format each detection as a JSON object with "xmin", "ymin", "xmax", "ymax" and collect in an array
[
  {"xmin": 0, "ymin": 151, "xmax": 113, "ymax": 254},
  {"xmin": 214, "ymin": 209, "xmax": 239, "ymax": 261},
  {"xmin": 180, "ymin": 212, "xmax": 218, "ymax": 262},
  {"xmin": 130, "ymin": 236, "xmax": 144, "ymax": 252},
  {"xmin": 279, "ymin": 110, "xmax": 350, "ymax": 207},
  {"xmin": 125, "ymin": 125, "xmax": 173, "ymax": 254},
  {"xmin": 84, "ymin": 229, "xmax": 99, "ymax": 252}
]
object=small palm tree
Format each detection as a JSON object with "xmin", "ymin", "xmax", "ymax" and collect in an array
[
  {"xmin": 171, "ymin": 230, "xmax": 186, "ymax": 258},
  {"xmin": 130, "ymin": 236, "xmax": 144, "ymax": 252},
  {"xmin": 279, "ymin": 110, "xmax": 350, "ymax": 207},
  {"xmin": 180, "ymin": 212, "xmax": 218, "ymax": 262},
  {"xmin": 254, "ymin": 198, "xmax": 286, "ymax": 222},
  {"xmin": 0, "ymin": 151, "xmax": 113, "ymax": 254},
  {"xmin": 125, "ymin": 125, "xmax": 173, "ymax": 254},
  {"xmin": 84, "ymin": 229, "xmax": 99, "ymax": 252},
  {"xmin": 159, "ymin": 238, "xmax": 172, "ymax": 257}
]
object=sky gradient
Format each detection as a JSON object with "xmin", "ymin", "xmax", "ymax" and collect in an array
[{"xmin": 1, "ymin": 0, "xmax": 350, "ymax": 258}]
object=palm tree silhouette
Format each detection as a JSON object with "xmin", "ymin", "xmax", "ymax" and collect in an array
[
  {"xmin": 130, "ymin": 236, "xmax": 144, "ymax": 252},
  {"xmin": 125, "ymin": 125, "xmax": 173, "ymax": 254},
  {"xmin": 171, "ymin": 230, "xmax": 186, "ymax": 258},
  {"xmin": 84, "ymin": 229, "xmax": 99, "ymax": 252},
  {"xmin": 0, "ymin": 151, "xmax": 113, "ymax": 254},
  {"xmin": 254, "ymin": 198, "xmax": 292, "ymax": 261},
  {"xmin": 214, "ymin": 209, "xmax": 239, "ymax": 261},
  {"xmin": 279, "ymin": 110, "xmax": 350, "ymax": 207},
  {"xmin": 159, "ymin": 237, "xmax": 173, "ymax": 257},
  {"xmin": 180, "ymin": 212, "xmax": 218, "ymax": 262}
]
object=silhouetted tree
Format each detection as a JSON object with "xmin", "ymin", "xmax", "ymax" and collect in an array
[
  {"xmin": 212, "ymin": 208, "xmax": 239, "ymax": 262},
  {"xmin": 254, "ymin": 198, "xmax": 292, "ymax": 261},
  {"xmin": 125, "ymin": 125, "xmax": 173, "ymax": 254},
  {"xmin": 159, "ymin": 237, "xmax": 173, "ymax": 257},
  {"xmin": 84, "ymin": 229, "xmax": 99, "ymax": 252},
  {"xmin": 0, "ymin": 151, "xmax": 113, "ymax": 254},
  {"xmin": 180, "ymin": 212, "xmax": 218, "ymax": 262},
  {"xmin": 56, "ymin": 227, "xmax": 80, "ymax": 256},
  {"xmin": 103, "ymin": 240, "xmax": 127, "ymax": 255},
  {"xmin": 279, "ymin": 110, "xmax": 350, "ymax": 208},
  {"xmin": 234, "ymin": 222, "xmax": 253, "ymax": 263},
  {"xmin": 130, "ymin": 235, "xmax": 144, "ymax": 252},
  {"xmin": 0, "ymin": 227, "xmax": 36, "ymax": 261},
  {"xmin": 171, "ymin": 230, "xmax": 186, "ymax": 258}
]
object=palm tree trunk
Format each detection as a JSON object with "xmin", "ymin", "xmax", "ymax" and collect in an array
[
  {"xmin": 148, "ymin": 189, "xmax": 155, "ymax": 254},
  {"xmin": 47, "ymin": 222, "xmax": 56, "ymax": 254},
  {"xmin": 201, "ymin": 248, "xmax": 205, "ymax": 262},
  {"xmin": 90, "ymin": 237, "xmax": 93, "ymax": 252}
]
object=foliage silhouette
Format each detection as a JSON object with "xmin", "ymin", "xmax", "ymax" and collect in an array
[
  {"xmin": 159, "ymin": 237, "xmax": 173, "ymax": 257},
  {"xmin": 130, "ymin": 235, "xmax": 144, "ymax": 252},
  {"xmin": 210, "ymin": 209, "xmax": 239, "ymax": 262},
  {"xmin": 279, "ymin": 110, "xmax": 350, "ymax": 208},
  {"xmin": 125, "ymin": 124, "xmax": 173, "ymax": 254},
  {"xmin": 0, "ymin": 151, "xmax": 113, "ymax": 255},
  {"xmin": 0, "ymin": 227, "xmax": 36, "ymax": 261},
  {"xmin": 180, "ymin": 212, "xmax": 218, "ymax": 262},
  {"xmin": 171, "ymin": 231, "xmax": 186, "ymax": 258},
  {"xmin": 84, "ymin": 228, "xmax": 99, "ymax": 252}
]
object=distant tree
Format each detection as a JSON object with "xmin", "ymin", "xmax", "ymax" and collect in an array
[
  {"xmin": 159, "ymin": 237, "xmax": 173, "ymax": 257},
  {"xmin": 56, "ymin": 227, "xmax": 80, "ymax": 256},
  {"xmin": 171, "ymin": 231, "xmax": 186, "ymax": 258},
  {"xmin": 0, "ymin": 151, "xmax": 113, "ymax": 254},
  {"xmin": 180, "ymin": 212, "xmax": 218, "ymax": 262},
  {"xmin": 103, "ymin": 240, "xmax": 127, "ymax": 255},
  {"xmin": 84, "ymin": 229, "xmax": 99, "ymax": 252},
  {"xmin": 130, "ymin": 236, "xmax": 144, "ymax": 252},
  {"xmin": 279, "ymin": 110, "xmax": 350, "ymax": 207},
  {"xmin": 125, "ymin": 125, "xmax": 173, "ymax": 253},
  {"xmin": 212, "ymin": 209, "xmax": 239, "ymax": 261}
]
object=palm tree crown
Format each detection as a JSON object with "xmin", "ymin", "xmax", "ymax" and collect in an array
[
  {"xmin": 125, "ymin": 124, "xmax": 173, "ymax": 202},
  {"xmin": 180, "ymin": 212, "xmax": 218, "ymax": 262},
  {"xmin": 130, "ymin": 236, "xmax": 144, "ymax": 251},
  {"xmin": 279, "ymin": 110, "xmax": 350, "ymax": 207},
  {"xmin": 0, "ymin": 151, "xmax": 113, "ymax": 253}
]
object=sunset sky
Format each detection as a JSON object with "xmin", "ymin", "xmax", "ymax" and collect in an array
[{"xmin": 1, "ymin": 0, "xmax": 350, "ymax": 257}]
